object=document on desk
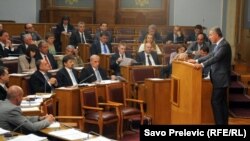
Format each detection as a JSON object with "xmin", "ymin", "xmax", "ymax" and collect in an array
[
  {"xmin": 0, "ymin": 128, "xmax": 10, "ymax": 134},
  {"xmin": 8, "ymin": 134, "xmax": 47, "ymax": 141},
  {"xmin": 47, "ymin": 122, "xmax": 60, "ymax": 128},
  {"xmin": 27, "ymin": 93, "xmax": 53, "ymax": 99},
  {"xmin": 21, "ymin": 107, "xmax": 40, "ymax": 112},
  {"xmin": 20, "ymin": 98, "xmax": 43, "ymax": 107},
  {"xmin": 49, "ymin": 129, "xmax": 92, "ymax": 140},
  {"xmin": 85, "ymin": 136, "xmax": 114, "ymax": 141}
]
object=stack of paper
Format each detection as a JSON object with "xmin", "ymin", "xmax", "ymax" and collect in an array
[
  {"xmin": 0, "ymin": 128, "xmax": 10, "ymax": 135},
  {"xmin": 49, "ymin": 129, "xmax": 92, "ymax": 140},
  {"xmin": 20, "ymin": 98, "xmax": 43, "ymax": 107}
]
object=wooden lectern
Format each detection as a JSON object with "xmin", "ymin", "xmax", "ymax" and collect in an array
[
  {"xmin": 171, "ymin": 61, "xmax": 214, "ymax": 124},
  {"xmin": 78, "ymin": 43, "xmax": 90, "ymax": 63}
]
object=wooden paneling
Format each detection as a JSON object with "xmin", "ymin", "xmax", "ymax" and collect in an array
[
  {"xmin": 95, "ymin": 0, "xmax": 117, "ymax": 24},
  {"xmin": 40, "ymin": 8, "xmax": 94, "ymax": 24},
  {"xmin": 117, "ymin": 0, "xmax": 169, "ymax": 25}
]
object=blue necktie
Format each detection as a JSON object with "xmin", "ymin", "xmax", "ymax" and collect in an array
[
  {"xmin": 213, "ymin": 45, "xmax": 218, "ymax": 53},
  {"xmin": 103, "ymin": 43, "xmax": 107, "ymax": 53}
]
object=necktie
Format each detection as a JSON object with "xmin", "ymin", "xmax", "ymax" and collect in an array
[
  {"xmin": 213, "ymin": 45, "xmax": 218, "ymax": 53},
  {"xmin": 147, "ymin": 55, "xmax": 152, "ymax": 66},
  {"xmin": 80, "ymin": 33, "xmax": 83, "ymax": 43},
  {"xmin": 95, "ymin": 69, "xmax": 102, "ymax": 82},
  {"xmin": 103, "ymin": 43, "xmax": 107, "ymax": 53},
  {"xmin": 69, "ymin": 70, "xmax": 77, "ymax": 85},
  {"xmin": 121, "ymin": 54, "xmax": 124, "ymax": 59},
  {"xmin": 44, "ymin": 55, "xmax": 52, "ymax": 69},
  {"xmin": 81, "ymin": 33, "xmax": 86, "ymax": 43}
]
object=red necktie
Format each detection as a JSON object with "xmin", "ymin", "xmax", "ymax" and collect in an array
[{"xmin": 44, "ymin": 55, "xmax": 52, "ymax": 69}]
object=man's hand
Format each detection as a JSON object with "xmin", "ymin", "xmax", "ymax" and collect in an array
[
  {"xmin": 194, "ymin": 63, "xmax": 202, "ymax": 70},
  {"xmin": 187, "ymin": 59, "xmax": 196, "ymax": 64}
]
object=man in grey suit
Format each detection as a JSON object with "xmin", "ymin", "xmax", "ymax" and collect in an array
[
  {"xmin": 188, "ymin": 27, "xmax": 232, "ymax": 125},
  {"xmin": 0, "ymin": 85, "xmax": 55, "ymax": 132}
]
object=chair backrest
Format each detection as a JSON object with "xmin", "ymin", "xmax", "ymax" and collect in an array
[
  {"xmin": 130, "ymin": 67, "xmax": 155, "ymax": 84},
  {"xmin": 80, "ymin": 87, "xmax": 98, "ymax": 114},
  {"xmin": 42, "ymin": 98, "xmax": 54, "ymax": 115},
  {"xmin": 106, "ymin": 83, "xmax": 127, "ymax": 104}
]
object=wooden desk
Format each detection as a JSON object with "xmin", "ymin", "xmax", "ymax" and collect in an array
[
  {"xmin": 8, "ymin": 74, "xmax": 31, "ymax": 97},
  {"xmin": 55, "ymin": 87, "xmax": 81, "ymax": 116},
  {"xmin": 120, "ymin": 65, "xmax": 164, "ymax": 98},
  {"xmin": 99, "ymin": 54, "xmax": 112, "ymax": 75},
  {"xmin": 1, "ymin": 57, "xmax": 18, "ymax": 74},
  {"xmin": 55, "ymin": 82, "xmax": 122, "ymax": 116},
  {"xmin": 61, "ymin": 34, "xmax": 70, "ymax": 53},
  {"xmin": 143, "ymin": 78, "xmax": 171, "ymax": 125},
  {"xmin": 78, "ymin": 43, "xmax": 90, "ymax": 63}
]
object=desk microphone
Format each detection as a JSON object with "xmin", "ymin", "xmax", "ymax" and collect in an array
[
  {"xmin": 4, "ymin": 120, "xmax": 28, "ymax": 137},
  {"xmin": 78, "ymin": 73, "xmax": 94, "ymax": 84}
]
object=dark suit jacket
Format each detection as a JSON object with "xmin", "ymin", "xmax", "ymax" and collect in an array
[
  {"xmin": 0, "ymin": 86, "xmax": 7, "ymax": 100},
  {"xmin": 94, "ymin": 30, "xmax": 113, "ymax": 43},
  {"xmin": 136, "ymin": 51, "xmax": 160, "ymax": 65},
  {"xmin": 198, "ymin": 39, "xmax": 232, "ymax": 88},
  {"xmin": 165, "ymin": 32, "xmax": 185, "ymax": 43},
  {"xmin": 56, "ymin": 67, "xmax": 79, "ymax": 87},
  {"xmin": 20, "ymin": 31, "xmax": 42, "ymax": 42},
  {"xmin": 90, "ymin": 41, "xmax": 112, "ymax": 55},
  {"xmin": 186, "ymin": 42, "xmax": 210, "ymax": 55},
  {"xmin": 69, "ymin": 30, "xmax": 93, "ymax": 46},
  {"xmin": 110, "ymin": 52, "xmax": 132, "ymax": 75},
  {"xmin": 35, "ymin": 52, "xmax": 58, "ymax": 69},
  {"xmin": 187, "ymin": 33, "xmax": 209, "ymax": 42},
  {"xmin": 30, "ymin": 71, "xmax": 55, "ymax": 94},
  {"xmin": 138, "ymin": 31, "xmax": 162, "ymax": 43},
  {"xmin": 79, "ymin": 65, "xmax": 108, "ymax": 83},
  {"xmin": 54, "ymin": 23, "xmax": 75, "ymax": 52},
  {"xmin": 17, "ymin": 44, "xmax": 27, "ymax": 55},
  {"xmin": 0, "ymin": 44, "xmax": 13, "ymax": 57}
]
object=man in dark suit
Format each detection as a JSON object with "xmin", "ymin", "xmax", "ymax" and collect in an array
[
  {"xmin": 30, "ymin": 59, "xmax": 58, "ymax": 94},
  {"xmin": 94, "ymin": 22, "xmax": 113, "ymax": 44},
  {"xmin": 90, "ymin": 31, "xmax": 112, "ymax": 55},
  {"xmin": 138, "ymin": 24, "xmax": 162, "ymax": 43},
  {"xmin": 0, "ymin": 30, "xmax": 15, "ymax": 57},
  {"xmin": 17, "ymin": 34, "xmax": 36, "ymax": 55},
  {"xmin": 110, "ymin": 43, "xmax": 132, "ymax": 75},
  {"xmin": 0, "ymin": 66, "xmax": 9, "ymax": 100},
  {"xmin": 187, "ymin": 24, "xmax": 209, "ymax": 43},
  {"xmin": 20, "ymin": 23, "xmax": 42, "ymax": 43},
  {"xmin": 54, "ymin": 16, "xmax": 75, "ymax": 52},
  {"xmin": 56, "ymin": 55, "xmax": 79, "ymax": 87},
  {"xmin": 0, "ymin": 85, "xmax": 54, "ymax": 132},
  {"xmin": 79, "ymin": 55, "xmax": 110, "ymax": 83},
  {"xmin": 136, "ymin": 43, "xmax": 160, "ymax": 66},
  {"xmin": 165, "ymin": 25, "xmax": 185, "ymax": 44},
  {"xmin": 186, "ymin": 33, "xmax": 210, "ymax": 58},
  {"xmin": 35, "ymin": 40, "xmax": 58, "ymax": 69},
  {"xmin": 189, "ymin": 27, "xmax": 232, "ymax": 125},
  {"xmin": 69, "ymin": 21, "xmax": 93, "ymax": 47}
]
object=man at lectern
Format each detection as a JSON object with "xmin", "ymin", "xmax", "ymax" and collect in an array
[{"xmin": 188, "ymin": 26, "xmax": 232, "ymax": 125}]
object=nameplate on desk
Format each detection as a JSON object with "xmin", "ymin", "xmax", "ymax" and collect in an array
[
  {"xmin": 74, "ymin": 67, "xmax": 84, "ymax": 71},
  {"xmin": 27, "ymin": 93, "xmax": 53, "ymax": 99},
  {"xmin": 49, "ymin": 128, "xmax": 92, "ymax": 140},
  {"xmin": 57, "ymin": 86, "xmax": 79, "ymax": 90},
  {"xmin": 78, "ymin": 83, "xmax": 96, "ymax": 87},
  {"xmin": 95, "ymin": 80, "xmax": 120, "ymax": 85}
]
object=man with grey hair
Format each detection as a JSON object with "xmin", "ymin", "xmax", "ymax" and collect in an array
[
  {"xmin": 0, "ymin": 85, "xmax": 55, "ymax": 132},
  {"xmin": 69, "ymin": 21, "xmax": 93, "ymax": 46},
  {"xmin": 188, "ymin": 26, "xmax": 232, "ymax": 125},
  {"xmin": 17, "ymin": 34, "xmax": 36, "ymax": 54},
  {"xmin": 57, "ymin": 45, "xmax": 84, "ymax": 68},
  {"xmin": 138, "ymin": 24, "xmax": 162, "ymax": 43}
]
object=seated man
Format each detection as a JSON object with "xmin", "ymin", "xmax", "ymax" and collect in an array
[
  {"xmin": 138, "ymin": 24, "xmax": 162, "ymax": 43},
  {"xmin": 0, "ymin": 30, "xmax": 16, "ymax": 57},
  {"xmin": 94, "ymin": 22, "xmax": 112, "ymax": 44},
  {"xmin": 110, "ymin": 43, "xmax": 132, "ymax": 76},
  {"xmin": 136, "ymin": 42, "xmax": 160, "ymax": 66},
  {"xmin": 35, "ymin": 40, "xmax": 58, "ymax": 70},
  {"xmin": 90, "ymin": 31, "xmax": 112, "ymax": 55},
  {"xmin": 57, "ymin": 45, "xmax": 84, "ymax": 68},
  {"xmin": 0, "ymin": 66, "xmax": 10, "ymax": 100},
  {"xmin": 20, "ymin": 23, "xmax": 42, "ymax": 43},
  {"xmin": 165, "ymin": 25, "xmax": 185, "ymax": 44},
  {"xmin": 56, "ymin": 55, "xmax": 79, "ymax": 87},
  {"xmin": 0, "ymin": 85, "xmax": 54, "ymax": 132},
  {"xmin": 79, "ymin": 55, "xmax": 114, "ymax": 83},
  {"xmin": 30, "ymin": 60, "xmax": 58, "ymax": 94},
  {"xmin": 194, "ymin": 46, "xmax": 210, "ymax": 78}
]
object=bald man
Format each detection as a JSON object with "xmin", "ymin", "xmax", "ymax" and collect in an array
[{"xmin": 0, "ymin": 85, "xmax": 55, "ymax": 133}]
